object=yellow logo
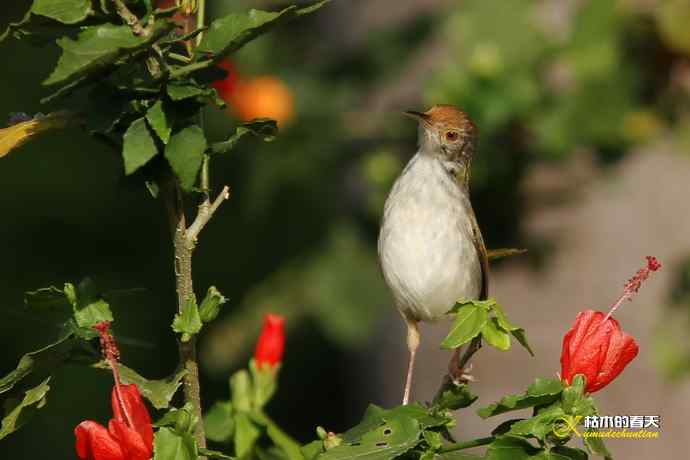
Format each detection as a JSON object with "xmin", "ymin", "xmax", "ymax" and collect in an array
[
  {"xmin": 552, "ymin": 415, "xmax": 660, "ymax": 440},
  {"xmin": 553, "ymin": 415, "xmax": 582, "ymax": 439}
]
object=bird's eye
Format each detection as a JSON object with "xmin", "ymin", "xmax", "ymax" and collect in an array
[{"xmin": 445, "ymin": 131, "xmax": 459, "ymax": 142}]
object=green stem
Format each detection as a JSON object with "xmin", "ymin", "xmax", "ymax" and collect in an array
[
  {"xmin": 163, "ymin": 178, "xmax": 207, "ymax": 452},
  {"xmin": 439, "ymin": 437, "xmax": 495, "ymax": 453},
  {"xmin": 168, "ymin": 59, "xmax": 214, "ymax": 79},
  {"xmin": 195, "ymin": 0, "xmax": 206, "ymax": 47},
  {"xmin": 160, "ymin": 1, "xmax": 211, "ymax": 455}
]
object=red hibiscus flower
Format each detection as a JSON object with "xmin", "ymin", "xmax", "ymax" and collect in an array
[
  {"xmin": 560, "ymin": 310, "xmax": 639, "ymax": 393},
  {"xmin": 560, "ymin": 256, "xmax": 661, "ymax": 393},
  {"xmin": 75, "ymin": 384, "xmax": 153, "ymax": 460},
  {"xmin": 75, "ymin": 322, "xmax": 153, "ymax": 460}
]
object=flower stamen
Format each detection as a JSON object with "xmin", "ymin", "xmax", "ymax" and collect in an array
[
  {"xmin": 604, "ymin": 256, "xmax": 661, "ymax": 322},
  {"xmin": 94, "ymin": 321, "xmax": 135, "ymax": 430}
]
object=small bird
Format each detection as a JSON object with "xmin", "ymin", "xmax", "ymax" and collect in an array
[{"xmin": 378, "ymin": 105, "xmax": 488, "ymax": 405}]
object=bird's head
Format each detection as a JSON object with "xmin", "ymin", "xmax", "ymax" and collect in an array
[{"xmin": 404, "ymin": 105, "xmax": 477, "ymax": 182}]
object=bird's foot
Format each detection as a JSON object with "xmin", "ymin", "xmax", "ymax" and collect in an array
[{"xmin": 449, "ymin": 362, "xmax": 476, "ymax": 384}]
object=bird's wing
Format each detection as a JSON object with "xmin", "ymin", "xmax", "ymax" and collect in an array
[{"xmin": 469, "ymin": 206, "xmax": 489, "ymax": 300}]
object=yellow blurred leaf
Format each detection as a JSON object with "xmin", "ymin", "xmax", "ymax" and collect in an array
[{"xmin": 0, "ymin": 112, "xmax": 71, "ymax": 159}]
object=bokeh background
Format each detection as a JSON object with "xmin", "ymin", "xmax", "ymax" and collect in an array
[{"xmin": 2, "ymin": 0, "xmax": 690, "ymax": 458}]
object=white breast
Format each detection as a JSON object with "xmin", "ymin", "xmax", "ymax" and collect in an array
[{"xmin": 378, "ymin": 153, "xmax": 481, "ymax": 321}]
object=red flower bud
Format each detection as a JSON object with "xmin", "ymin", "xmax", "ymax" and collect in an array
[
  {"xmin": 254, "ymin": 314, "xmax": 285, "ymax": 368},
  {"xmin": 560, "ymin": 310, "xmax": 639, "ymax": 393},
  {"xmin": 75, "ymin": 384, "xmax": 153, "ymax": 460}
]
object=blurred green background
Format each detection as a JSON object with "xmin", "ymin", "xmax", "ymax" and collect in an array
[{"xmin": 2, "ymin": 0, "xmax": 690, "ymax": 458}]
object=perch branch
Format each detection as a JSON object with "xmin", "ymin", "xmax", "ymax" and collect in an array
[
  {"xmin": 112, "ymin": 0, "xmax": 149, "ymax": 36},
  {"xmin": 186, "ymin": 185, "xmax": 231, "ymax": 244}
]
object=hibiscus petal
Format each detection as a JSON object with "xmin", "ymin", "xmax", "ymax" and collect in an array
[
  {"xmin": 75, "ymin": 420, "xmax": 126, "ymax": 460},
  {"xmin": 567, "ymin": 310, "xmax": 601, "ymax": 354},
  {"xmin": 591, "ymin": 326, "xmax": 639, "ymax": 392},
  {"xmin": 109, "ymin": 419, "xmax": 152, "ymax": 460},
  {"xmin": 111, "ymin": 384, "xmax": 153, "ymax": 453},
  {"xmin": 560, "ymin": 327, "xmax": 575, "ymax": 382},
  {"xmin": 561, "ymin": 310, "xmax": 609, "ymax": 387}
]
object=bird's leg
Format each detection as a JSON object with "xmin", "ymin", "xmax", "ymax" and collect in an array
[
  {"xmin": 448, "ymin": 337, "xmax": 482, "ymax": 384},
  {"xmin": 402, "ymin": 317, "xmax": 420, "ymax": 405}
]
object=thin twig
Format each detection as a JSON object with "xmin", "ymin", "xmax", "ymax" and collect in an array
[
  {"xmin": 186, "ymin": 185, "xmax": 231, "ymax": 244},
  {"xmin": 457, "ymin": 336, "xmax": 482, "ymax": 372},
  {"xmin": 112, "ymin": 0, "xmax": 149, "ymax": 36}
]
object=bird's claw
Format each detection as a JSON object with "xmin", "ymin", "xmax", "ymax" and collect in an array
[{"xmin": 449, "ymin": 362, "xmax": 476, "ymax": 384}]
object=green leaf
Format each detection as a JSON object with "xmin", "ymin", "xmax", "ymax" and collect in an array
[
  {"xmin": 171, "ymin": 297, "xmax": 202, "ymax": 342},
  {"xmin": 230, "ymin": 369, "xmax": 253, "ymax": 412},
  {"xmin": 491, "ymin": 419, "xmax": 524, "ymax": 436},
  {"xmin": 435, "ymin": 454, "xmax": 484, "ymax": 460},
  {"xmin": 123, "ymin": 117, "xmax": 159, "ymax": 175},
  {"xmin": 199, "ymin": 1, "xmax": 330, "ymax": 58},
  {"xmin": 656, "ymin": 0, "xmax": 690, "ymax": 54},
  {"xmin": 0, "ymin": 378, "xmax": 51, "ymax": 440},
  {"xmin": 154, "ymin": 403, "xmax": 197, "ymax": 434},
  {"xmin": 0, "ymin": 333, "xmax": 74, "ymax": 394},
  {"xmin": 302, "ymin": 440, "xmax": 324, "ymax": 460},
  {"xmin": 24, "ymin": 279, "xmax": 111, "ymax": 338},
  {"xmin": 45, "ymin": 23, "xmax": 168, "ymax": 86},
  {"xmin": 167, "ymin": 83, "xmax": 209, "ymax": 101},
  {"xmin": 343, "ymin": 404, "xmax": 449, "ymax": 441},
  {"xmin": 249, "ymin": 359, "xmax": 277, "ymax": 409},
  {"xmin": 31, "ymin": 0, "xmax": 92, "ymax": 24},
  {"xmin": 146, "ymin": 100, "xmax": 172, "ymax": 144},
  {"xmin": 210, "ymin": 119, "xmax": 278, "ymax": 155},
  {"xmin": 199, "ymin": 447, "xmax": 236, "ymax": 460},
  {"xmin": 422, "ymin": 430, "xmax": 443, "ymax": 450},
  {"xmin": 482, "ymin": 318, "xmax": 511, "ymax": 351},
  {"xmin": 153, "ymin": 426, "xmax": 198, "ymax": 460},
  {"xmin": 73, "ymin": 298, "xmax": 113, "ymax": 329},
  {"xmin": 252, "ymin": 412, "xmax": 304, "ymax": 460},
  {"xmin": 99, "ymin": 363, "xmax": 186, "ymax": 409},
  {"xmin": 165, "ymin": 125, "xmax": 207, "ymax": 191},
  {"xmin": 441, "ymin": 303, "xmax": 488, "ymax": 349},
  {"xmin": 561, "ymin": 375, "xmax": 596, "ymax": 417},
  {"xmin": 491, "ymin": 302, "xmax": 517, "ymax": 331},
  {"xmin": 235, "ymin": 411, "xmax": 261, "ymax": 457},
  {"xmin": 432, "ymin": 382, "xmax": 478, "ymax": 411},
  {"xmin": 478, "ymin": 378, "xmax": 564, "ymax": 418},
  {"xmin": 24, "ymin": 286, "xmax": 71, "ymax": 311},
  {"xmin": 320, "ymin": 413, "xmax": 422, "ymax": 460},
  {"xmin": 583, "ymin": 434, "xmax": 611, "ymax": 460},
  {"xmin": 511, "ymin": 329, "xmax": 535, "ymax": 357},
  {"xmin": 67, "ymin": 278, "xmax": 115, "ymax": 337},
  {"xmin": 484, "ymin": 436, "xmax": 543, "ymax": 460},
  {"xmin": 204, "ymin": 401, "xmax": 234, "ymax": 442},
  {"xmin": 156, "ymin": 404, "xmax": 190, "ymax": 428},
  {"xmin": 84, "ymin": 85, "xmax": 133, "ymax": 134},
  {"xmin": 491, "ymin": 302, "xmax": 533, "ymax": 356},
  {"xmin": 199, "ymin": 286, "xmax": 227, "ymax": 323},
  {"xmin": 506, "ymin": 405, "xmax": 566, "ymax": 441},
  {"xmin": 550, "ymin": 446, "xmax": 589, "ymax": 460},
  {"xmin": 449, "ymin": 298, "xmax": 497, "ymax": 313}
]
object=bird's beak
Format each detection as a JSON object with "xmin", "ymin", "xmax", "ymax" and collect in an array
[{"xmin": 403, "ymin": 110, "xmax": 431, "ymax": 126}]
